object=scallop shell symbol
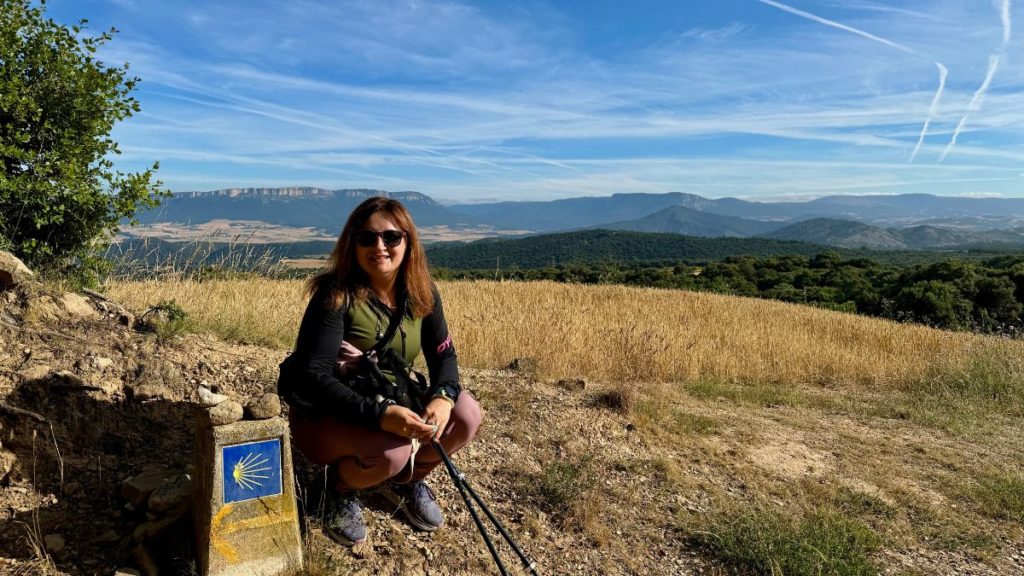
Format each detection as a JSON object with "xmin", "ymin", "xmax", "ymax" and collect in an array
[{"xmin": 232, "ymin": 452, "xmax": 271, "ymax": 490}]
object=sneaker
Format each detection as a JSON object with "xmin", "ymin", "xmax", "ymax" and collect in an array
[
  {"xmin": 380, "ymin": 480, "xmax": 444, "ymax": 531},
  {"xmin": 323, "ymin": 490, "xmax": 366, "ymax": 546}
]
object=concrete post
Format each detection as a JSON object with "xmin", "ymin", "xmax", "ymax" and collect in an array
[{"xmin": 193, "ymin": 416, "xmax": 303, "ymax": 576}]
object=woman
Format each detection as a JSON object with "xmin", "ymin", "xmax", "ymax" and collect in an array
[{"xmin": 278, "ymin": 196, "xmax": 482, "ymax": 546}]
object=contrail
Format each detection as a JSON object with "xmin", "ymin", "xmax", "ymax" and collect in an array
[
  {"xmin": 909, "ymin": 62, "xmax": 948, "ymax": 163},
  {"xmin": 939, "ymin": 55, "xmax": 1000, "ymax": 162},
  {"xmin": 758, "ymin": 0, "xmax": 948, "ymax": 163},
  {"xmin": 757, "ymin": 0, "xmax": 918, "ymax": 55},
  {"xmin": 1002, "ymin": 0, "xmax": 1012, "ymax": 46},
  {"xmin": 940, "ymin": 1, "xmax": 1010, "ymax": 162}
]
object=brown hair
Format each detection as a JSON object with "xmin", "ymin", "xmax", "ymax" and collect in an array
[{"xmin": 306, "ymin": 196, "xmax": 435, "ymax": 318}]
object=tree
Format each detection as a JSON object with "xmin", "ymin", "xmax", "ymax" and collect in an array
[{"xmin": 0, "ymin": 0, "xmax": 165, "ymax": 278}]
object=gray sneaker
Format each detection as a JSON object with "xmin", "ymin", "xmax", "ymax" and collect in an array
[
  {"xmin": 324, "ymin": 490, "xmax": 366, "ymax": 546},
  {"xmin": 381, "ymin": 480, "xmax": 443, "ymax": 531}
]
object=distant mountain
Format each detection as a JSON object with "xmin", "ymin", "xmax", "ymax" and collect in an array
[
  {"xmin": 137, "ymin": 189, "xmax": 1024, "ymax": 245},
  {"xmin": 596, "ymin": 205, "xmax": 781, "ymax": 237},
  {"xmin": 895, "ymin": 225, "xmax": 1024, "ymax": 249},
  {"xmin": 759, "ymin": 218, "xmax": 908, "ymax": 250},
  {"xmin": 759, "ymin": 218, "xmax": 1024, "ymax": 250},
  {"xmin": 136, "ymin": 188, "xmax": 478, "ymax": 231},
  {"xmin": 736, "ymin": 194, "xmax": 1024, "ymax": 225},
  {"xmin": 447, "ymin": 192, "xmax": 728, "ymax": 232},
  {"xmin": 425, "ymin": 229, "xmax": 830, "ymax": 269}
]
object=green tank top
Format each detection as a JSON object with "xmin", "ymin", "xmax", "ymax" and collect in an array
[{"xmin": 345, "ymin": 299, "xmax": 422, "ymax": 368}]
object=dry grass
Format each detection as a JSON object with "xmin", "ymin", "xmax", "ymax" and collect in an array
[{"xmin": 104, "ymin": 278, "xmax": 1024, "ymax": 389}]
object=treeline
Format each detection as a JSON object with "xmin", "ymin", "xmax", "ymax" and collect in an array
[{"xmin": 434, "ymin": 252, "xmax": 1024, "ymax": 334}]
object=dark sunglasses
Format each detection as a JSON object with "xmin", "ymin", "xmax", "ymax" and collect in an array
[{"xmin": 354, "ymin": 229, "xmax": 406, "ymax": 248}]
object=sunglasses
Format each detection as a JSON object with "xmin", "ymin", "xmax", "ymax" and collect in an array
[{"xmin": 354, "ymin": 229, "xmax": 406, "ymax": 248}]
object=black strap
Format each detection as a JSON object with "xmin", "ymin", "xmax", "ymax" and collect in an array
[{"xmin": 367, "ymin": 292, "xmax": 408, "ymax": 357}]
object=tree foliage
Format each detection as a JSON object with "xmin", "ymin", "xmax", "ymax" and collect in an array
[
  {"xmin": 0, "ymin": 0, "xmax": 165, "ymax": 277},
  {"xmin": 434, "ymin": 253, "xmax": 1024, "ymax": 335}
]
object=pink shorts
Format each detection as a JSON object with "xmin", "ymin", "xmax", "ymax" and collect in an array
[{"xmin": 289, "ymin": 393, "xmax": 482, "ymax": 492}]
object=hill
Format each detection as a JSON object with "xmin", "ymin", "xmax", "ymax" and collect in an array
[
  {"xmin": 597, "ymin": 205, "xmax": 780, "ymax": 237},
  {"xmin": 424, "ymin": 229, "xmax": 827, "ymax": 269},
  {"xmin": 759, "ymin": 218, "xmax": 908, "ymax": 250},
  {"xmin": 759, "ymin": 219, "xmax": 1024, "ymax": 250}
]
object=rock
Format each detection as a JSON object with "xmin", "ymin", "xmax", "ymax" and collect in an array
[
  {"xmin": 133, "ymin": 507, "xmax": 186, "ymax": 542},
  {"xmin": 52, "ymin": 370, "xmax": 87, "ymax": 388},
  {"xmin": 93, "ymin": 529, "xmax": 120, "ymax": 544},
  {"xmin": 130, "ymin": 361, "xmax": 181, "ymax": 401},
  {"xmin": 25, "ymin": 295, "xmax": 63, "ymax": 323},
  {"xmin": 0, "ymin": 251, "xmax": 33, "ymax": 289},
  {"xmin": 117, "ymin": 310, "xmax": 136, "ymax": 328},
  {"xmin": 92, "ymin": 356, "xmax": 115, "ymax": 371},
  {"xmin": 99, "ymin": 379, "xmax": 124, "ymax": 397},
  {"xmin": 121, "ymin": 467, "xmax": 175, "ymax": 509},
  {"xmin": 197, "ymin": 385, "xmax": 227, "ymax": 408},
  {"xmin": 61, "ymin": 292, "xmax": 99, "ymax": 319},
  {"xmin": 506, "ymin": 357, "xmax": 539, "ymax": 374},
  {"xmin": 0, "ymin": 449, "xmax": 18, "ymax": 480},
  {"xmin": 18, "ymin": 364, "xmax": 51, "ymax": 381},
  {"xmin": 148, "ymin": 473, "xmax": 191, "ymax": 514},
  {"xmin": 43, "ymin": 533, "xmax": 65, "ymax": 554},
  {"xmin": 207, "ymin": 401, "xmax": 244, "ymax": 426},
  {"xmin": 132, "ymin": 544, "xmax": 159, "ymax": 576},
  {"xmin": 131, "ymin": 382, "xmax": 172, "ymax": 402},
  {"xmin": 557, "ymin": 378, "xmax": 587, "ymax": 391},
  {"xmin": 159, "ymin": 360, "xmax": 183, "ymax": 390},
  {"xmin": 245, "ymin": 393, "xmax": 281, "ymax": 420},
  {"xmin": 114, "ymin": 568, "xmax": 141, "ymax": 576}
]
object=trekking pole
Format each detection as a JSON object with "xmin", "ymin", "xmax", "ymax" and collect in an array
[{"xmin": 432, "ymin": 442, "xmax": 540, "ymax": 576}]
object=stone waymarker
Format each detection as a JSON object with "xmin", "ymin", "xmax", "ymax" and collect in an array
[{"xmin": 193, "ymin": 417, "xmax": 303, "ymax": 576}]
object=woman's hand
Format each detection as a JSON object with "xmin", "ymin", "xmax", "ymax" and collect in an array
[
  {"xmin": 422, "ymin": 397, "xmax": 454, "ymax": 443},
  {"xmin": 380, "ymin": 405, "xmax": 435, "ymax": 439}
]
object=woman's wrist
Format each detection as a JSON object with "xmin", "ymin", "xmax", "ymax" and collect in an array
[{"xmin": 430, "ymin": 394, "xmax": 456, "ymax": 408}]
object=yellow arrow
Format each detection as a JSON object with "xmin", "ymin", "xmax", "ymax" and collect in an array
[{"xmin": 209, "ymin": 503, "xmax": 293, "ymax": 565}]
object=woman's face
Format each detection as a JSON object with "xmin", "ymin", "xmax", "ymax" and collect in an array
[{"xmin": 354, "ymin": 211, "xmax": 407, "ymax": 286}]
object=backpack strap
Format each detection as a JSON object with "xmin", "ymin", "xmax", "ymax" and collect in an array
[{"xmin": 367, "ymin": 291, "xmax": 408, "ymax": 357}]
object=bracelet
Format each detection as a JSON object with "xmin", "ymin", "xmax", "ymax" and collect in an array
[{"xmin": 431, "ymin": 394, "xmax": 456, "ymax": 408}]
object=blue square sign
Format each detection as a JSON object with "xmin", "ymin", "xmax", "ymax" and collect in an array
[{"xmin": 222, "ymin": 438, "xmax": 283, "ymax": 504}]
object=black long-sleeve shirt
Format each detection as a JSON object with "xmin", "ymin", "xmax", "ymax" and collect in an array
[{"xmin": 278, "ymin": 284, "xmax": 459, "ymax": 429}]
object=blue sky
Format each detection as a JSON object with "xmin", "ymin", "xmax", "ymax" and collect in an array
[{"xmin": 46, "ymin": 0, "xmax": 1024, "ymax": 202}]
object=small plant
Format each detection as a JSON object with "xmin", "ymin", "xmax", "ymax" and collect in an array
[
  {"xmin": 687, "ymin": 505, "xmax": 880, "ymax": 576},
  {"xmin": 595, "ymin": 381, "xmax": 637, "ymax": 413},
  {"xmin": 972, "ymin": 473, "xmax": 1024, "ymax": 523},
  {"xmin": 142, "ymin": 299, "xmax": 193, "ymax": 340},
  {"xmin": 532, "ymin": 456, "xmax": 594, "ymax": 518}
]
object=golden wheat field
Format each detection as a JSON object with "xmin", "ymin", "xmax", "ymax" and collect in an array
[{"xmin": 104, "ymin": 278, "xmax": 1024, "ymax": 391}]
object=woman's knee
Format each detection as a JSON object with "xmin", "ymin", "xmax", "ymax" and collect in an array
[
  {"xmin": 450, "ymin": 392, "xmax": 482, "ymax": 442},
  {"xmin": 341, "ymin": 443, "xmax": 412, "ymax": 488}
]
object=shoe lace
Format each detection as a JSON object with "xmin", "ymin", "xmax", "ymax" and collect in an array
[{"xmin": 411, "ymin": 481, "xmax": 436, "ymax": 504}]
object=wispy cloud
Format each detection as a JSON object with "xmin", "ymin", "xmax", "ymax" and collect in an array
[
  {"xmin": 940, "ymin": 55, "xmax": 1001, "ymax": 162},
  {"xmin": 1002, "ymin": 0, "xmax": 1013, "ymax": 45},
  {"xmin": 757, "ymin": 0, "xmax": 918, "ymax": 55},
  {"xmin": 940, "ymin": 0, "xmax": 1010, "ymax": 162},
  {"xmin": 909, "ymin": 62, "xmax": 947, "ymax": 162},
  {"xmin": 756, "ymin": 0, "xmax": 950, "ymax": 165}
]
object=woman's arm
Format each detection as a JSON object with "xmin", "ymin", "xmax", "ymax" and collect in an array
[{"xmin": 420, "ymin": 285, "xmax": 460, "ymax": 399}]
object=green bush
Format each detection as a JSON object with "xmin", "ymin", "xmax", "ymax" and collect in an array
[{"xmin": 0, "ymin": 0, "xmax": 166, "ymax": 281}]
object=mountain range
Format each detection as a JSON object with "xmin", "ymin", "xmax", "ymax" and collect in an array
[{"xmin": 133, "ymin": 188, "xmax": 1024, "ymax": 251}]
